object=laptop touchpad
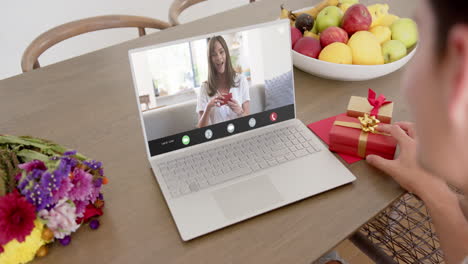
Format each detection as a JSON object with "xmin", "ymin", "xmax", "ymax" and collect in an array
[{"xmin": 212, "ymin": 175, "xmax": 284, "ymax": 220}]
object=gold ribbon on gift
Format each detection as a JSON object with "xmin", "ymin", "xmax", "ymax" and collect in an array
[{"xmin": 333, "ymin": 114, "xmax": 388, "ymax": 158}]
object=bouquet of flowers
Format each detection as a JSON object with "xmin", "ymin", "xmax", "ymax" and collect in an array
[{"xmin": 0, "ymin": 135, "xmax": 108, "ymax": 264}]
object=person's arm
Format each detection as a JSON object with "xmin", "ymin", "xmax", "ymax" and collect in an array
[
  {"xmin": 197, "ymin": 95, "xmax": 222, "ymax": 128},
  {"xmin": 226, "ymin": 99, "xmax": 249, "ymax": 117},
  {"xmin": 366, "ymin": 122, "xmax": 468, "ymax": 264},
  {"xmin": 197, "ymin": 111, "xmax": 209, "ymax": 128},
  {"xmin": 242, "ymin": 101, "xmax": 250, "ymax": 116},
  {"xmin": 419, "ymin": 182, "xmax": 468, "ymax": 264},
  {"xmin": 226, "ymin": 75, "xmax": 250, "ymax": 117}
]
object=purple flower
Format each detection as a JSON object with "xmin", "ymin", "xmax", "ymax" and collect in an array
[
  {"xmin": 93, "ymin": 178, "xmax": 102, "ymax": 188},
  {"xmin": 40, "ymin": 171, "xmax": 60, "ymax": 193},
  {"xmin": 83, "ymin": 160, "xmax": 102, "ymax": 171},
  {"xmin": 18, "ymin": 160, "xmax": 46, "ymax": 173},
  {"xmin": 63, "ymin": 150, "xmax": 77, "ymax": 156},
  {"xmin": 59, "ymin": 236, "xmax": 71, "ymax": 246},
  {"xmin": 68, "ymin": 168, "xmax": 93, "ymax": 201},
  {"xmin": 89, "ymin": 219, "xmax": 100, "ymax": 230},
  {"xmin": 55, "ymin": 158, "xmax": 72, "ymax": 178},
  {"xmin": 27, "ymin": 181, "xmax": 53, "ymax": 211},
  {"xmin": 59, "ymin": 155, "xmax": 78, "ymax": 169},
  {"xmin": 18, "ymin": 169, "xmax": 54, "ymax": 211}
]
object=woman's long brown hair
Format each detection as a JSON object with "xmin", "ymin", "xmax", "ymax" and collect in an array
[{"xmin": 206, "ymin": 36, "xmax": 239, "ymax": 97}]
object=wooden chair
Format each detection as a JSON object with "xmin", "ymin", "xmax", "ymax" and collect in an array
[
  {"xmin": 21, "ymin": 15, "xmax": 171, "ymax": 72},
  {"xmin": 169, "ymin": 0, "xmax": 255, "ymax": 26}
]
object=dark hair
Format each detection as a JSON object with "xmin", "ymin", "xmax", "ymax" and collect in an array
[
  {"xmin": 206, "ymin": 36, "xmax": 238, "ymax": 97},
  {"xmin": 428, "ymin": 0, "xmax": 468, "ymax": 54}
]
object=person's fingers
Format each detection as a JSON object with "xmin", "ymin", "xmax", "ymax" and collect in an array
[
  {"xmin": 394, "ymin": 122, "xmax": 416, "ymax": 138},
  {"xmin": 388, "ymin": 125, "xmax": 411, "ymax": 145},
  {"xmin": 377, "ymin": 124, "xmax": 392, "ymax": 133},
  {"xmin": 366, "ymin": 154, "xmax": 397, "ymax": 175}
]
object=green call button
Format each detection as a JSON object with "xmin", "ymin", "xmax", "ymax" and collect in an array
[{"xmin": 182, "ymin": 135, "xmax": 190, "ymax": 145}]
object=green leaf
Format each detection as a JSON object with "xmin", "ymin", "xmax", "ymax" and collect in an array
[
  {"xmin": 0, "ymin": 135, "xmax": 49, "ymax": 149},
  {"xmin": 16, "ymin": 149, "xmax": 50, "ymax": 163},
  {"xmin": 0, "ymin": 149, "xmax": 20, "ymax": 195},
  {"xmin": 0, "ymin": 169, "xmax": 7, "ymax": 196}
]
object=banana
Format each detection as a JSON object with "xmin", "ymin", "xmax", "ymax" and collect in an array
[
  {"xmin": 339, "ymin": 3, "xmax": 352, "ymax": 13},
  {"xmin": 378, "ymin": 14, "xmax": 400, "ymax": 27},
  {"xmin": 367, "ymin": 4, "xmax": 390, "ymax": 28},
  {"xmin": 294, "ymin": 0, "xmax": 339, "ymax": 19},
  {"xmin": 280, "ymin": 4, "xmax": 297, "ymax": 26},
  {"xmin": 280, "ymin": 4, "xmax": 290, "ymax": 19}
]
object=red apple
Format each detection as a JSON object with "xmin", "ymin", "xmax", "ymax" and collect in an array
[
  {"xmin": 291, "ymin": 27, "xmax": 302, "ymax": 48},
  {"xmin": 293, "ymin": 37, "xmax": 322, "ymax": 59},
  {"xmin": 320, "ymin": 26, "xmax": 349, "ymax": 47},
  {"xmin": 342, "ymin": 4, "xmax": 372, "ymax": 35}
]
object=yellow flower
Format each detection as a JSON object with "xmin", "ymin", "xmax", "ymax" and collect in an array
[{"xmin": 0, "ymin": 219, "xmax": 46, "ymax": 264}]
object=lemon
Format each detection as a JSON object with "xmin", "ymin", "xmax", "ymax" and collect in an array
[
  {"xmin": 347, "ymin": 31, "xmax": 384, "ymax": 65},
  {"xmin": 370, "ymin": 26, "xmax": 392, "ymax": 44},
  {"xmin": 318, "ymin": 43, "xmax": 353, "ymax": 64}
]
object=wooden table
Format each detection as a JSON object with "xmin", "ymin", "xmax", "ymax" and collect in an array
[{"xmin": 0, "ymin": 0, "xmax": 416, "ymax": 263}]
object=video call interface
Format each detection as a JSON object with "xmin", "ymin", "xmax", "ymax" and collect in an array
[{"xmin": 130, "ymin": 22, "xmax": 295, "ymax": 156}]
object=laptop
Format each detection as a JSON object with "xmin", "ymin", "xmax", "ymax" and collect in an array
[{"xmin": 128, "ymin": 19, "xmax": 356, "ymax": 241}]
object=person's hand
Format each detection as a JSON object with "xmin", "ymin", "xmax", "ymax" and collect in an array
[
  {"xmin": 366, "ymin": 122, "xmax": 442, "ymax": 197},
  {"xmin": 205, "ymin": 95, "xmax": 222, "ymax": 112},
  {"xmin": 227, "ymin": 98, "xmax": 243, "ymax": 115}
]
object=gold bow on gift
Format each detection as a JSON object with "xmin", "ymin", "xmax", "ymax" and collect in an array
[
  {"xmin": 334, "ymin": 114, "xmax": 385, "ymax": 158},
  {"xmin": 358, "ymin": 113, "xmax": 380, "ymax": 133}
]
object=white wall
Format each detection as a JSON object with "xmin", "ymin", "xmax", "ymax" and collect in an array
[
  {"xmin": 0, "ymin": 0, "xmax": 250, "ymax": 80},
  {"xmin": 245, "ymin": 23, "xmax": 292, "ymax": 85},
  {"xmin": 260, "ymin": 23, "xmax": 292, "ymax": 80}
]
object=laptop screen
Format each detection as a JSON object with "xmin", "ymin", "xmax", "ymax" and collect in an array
[{"xmin": 129, "ymin": 20, "xmax": 295, "ymax": 157}]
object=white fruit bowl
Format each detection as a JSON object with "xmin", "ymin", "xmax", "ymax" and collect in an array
[
  {"xmin": 292, "ymin": 46, "xmax": 417, "ymax": 81},
  {"xmin": 290, "ymin": 4, "xmax": 418, "ymax": 81}
]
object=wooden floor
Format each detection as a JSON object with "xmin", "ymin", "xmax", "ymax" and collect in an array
[{"xmin": 334, "ymin": 239, "xmax": 374, "ymax": 264}]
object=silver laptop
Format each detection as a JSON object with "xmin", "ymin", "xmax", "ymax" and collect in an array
[{"xmin": 128, "ymin": 20, "xmax": 356, "ymax": 241}]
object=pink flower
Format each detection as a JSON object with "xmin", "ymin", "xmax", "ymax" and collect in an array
[
  {"xmin": 0, "ymin": 192, "xmax": 36, "ymax": 245},
  {"xmin": 38, "ymin": 199, "xmax": 79, "ymax": 239},
  {"xmin": 52, "ymin": 177, "xmax": 73, "ymax": 203},
  {"xmin": 68, "ymin": 168, "xmax": 93, "ymax": 201},
  {"xmin": 18, "ymin": 160, "xmax": 46, "ymax": 173},
  {"xmin": 74, "ymin": 200, "xmax": 88, "ymax": 218}
]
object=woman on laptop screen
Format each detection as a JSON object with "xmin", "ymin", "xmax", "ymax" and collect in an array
[{"xmin": 196, "ymin": 36, "xmax": 250, "ymax": 128}]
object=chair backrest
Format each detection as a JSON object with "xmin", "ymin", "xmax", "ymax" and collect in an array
[
  {"xmin": 168, "ymin": 0, "xmax": 207, "ymax": 26},
  {"xmin": 169, "ymin": 0, "xmax": 256, "ymax": 26},
  {"xmin": 21, "ymin": 15, "xmax": 171, "ymax": 72}
]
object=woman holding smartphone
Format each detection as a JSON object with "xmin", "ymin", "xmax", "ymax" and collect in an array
[{"xmin": 197, "ymin": 36, "xmax": 250, "ymax": 128}]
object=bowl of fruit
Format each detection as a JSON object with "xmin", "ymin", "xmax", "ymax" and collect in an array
[{"xmin": 281, "ymin": 0, "xmax": 418, "ymax": 81}]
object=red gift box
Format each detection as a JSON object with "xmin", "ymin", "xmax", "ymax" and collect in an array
[{"xmin": 329, "ymin": 115, "xmax": 397, "ymax": 160}]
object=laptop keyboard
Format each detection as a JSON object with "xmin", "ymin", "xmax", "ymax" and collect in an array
[{"xmin": 157, "ymin": 123, "xmax": 321, "ymax": 198}]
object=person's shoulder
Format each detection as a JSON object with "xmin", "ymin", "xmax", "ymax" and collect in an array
[
  {"xmin": 235, "ymin": 73, "xmax": 248, "ymax": 85},
  {"xmin": 200, "ymin": 81, "xmax": 209, "ymax": 93}
]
